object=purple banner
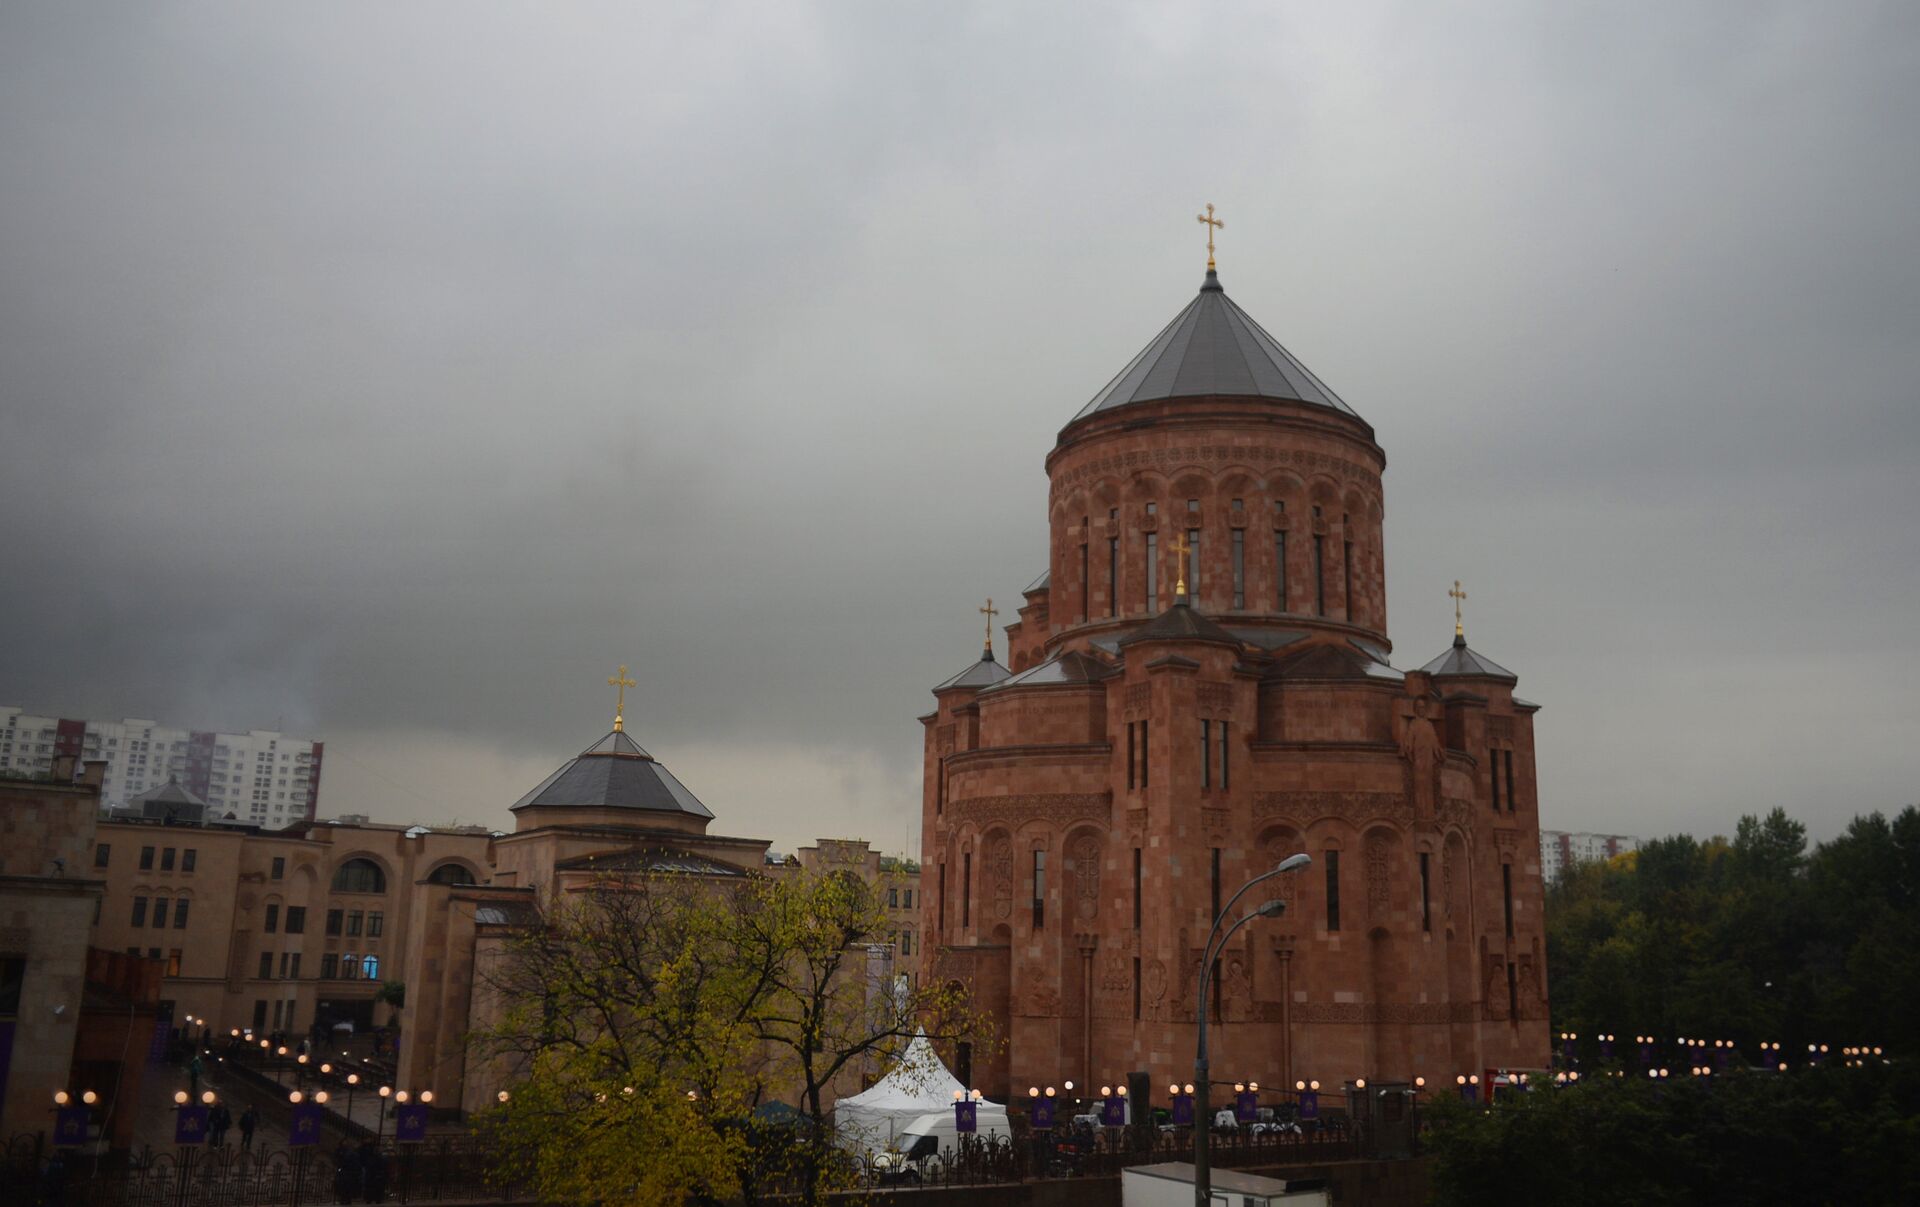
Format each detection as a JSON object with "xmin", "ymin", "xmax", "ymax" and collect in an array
[
  {"xmin": 175, "ymin": 1105, "xmax": 209, "ymax": 1145},
  {"xmin": 289, "ymin": 1104, "xmax": 324, "ymax": 1146},
  {"xmin": 1234, "ymin": 1091, "xmax": 1257, "ymax": 1123},
  {"xmin": 1459, "ymin": 1083, "xmax": 1477, "ymax": 1105},
  {"xmin": 954, "ymin": 1101, "xmax": 977, "ymax": 1134},
  {"xmin": 1298, "ymin": 1090, "xmax": 1319, "ymax": 1120},
  {"xmin": 54, "ymin": 1106, "xmax": 90, "ymax": 1146},
  {"xmin": 1171, "ymin": 1094, "xmax": 1194, "ymax": 1126},
  {"xmin": 395, "ymin": 1103, "xmax": 430, "ymax": 1142},
  {"xmin": 1100, "ymin": 1097, "xmax": 1125, "ymax": 1127},
  {"xmin": 1029, "ymin": 1098, "xmax": 1055, "ymax": 1130}
]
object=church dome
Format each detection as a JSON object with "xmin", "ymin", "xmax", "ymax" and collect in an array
[
  {"xmin": 509, "ymin": 728, "xmax": 714, "ymax": 821},
  {"xmin": 1068, "ymin": 269, "xmax": 1362, "ymax": 427}
]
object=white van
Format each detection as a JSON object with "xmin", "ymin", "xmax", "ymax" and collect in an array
[{"xmin": 870, "ymin": 1109, "xmax": 1012, "ymax": 1183}]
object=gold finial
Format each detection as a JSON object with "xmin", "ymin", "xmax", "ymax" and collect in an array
[
  {"xmin": 1169, "ymin": 532, "xmax": 1192, "ymax": 598},
  {"xmin": 1449, "ymin": 581, "xmax": 1468, "ymax": 638},
  {"xmin": 606, "ymin": 664, "xmax": 637, "ymax": 732},
  {"xmin": 1196, "ymin": 203, "xmax": 1224, "ymax": 271},
  {"xmin": 979, "ymin": 598, "xmax": 999, "ymax": 657}
]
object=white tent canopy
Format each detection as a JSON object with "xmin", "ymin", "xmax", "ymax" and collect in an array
[{"xmin": 833, "ymin": 1028, "xmax": 1007, "ymax": 1157}]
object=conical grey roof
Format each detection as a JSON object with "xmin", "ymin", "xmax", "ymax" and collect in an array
[
  {"xmin": 1419, "ymin": 634, "xmax": 1518, "ymax": 682},
  {"xmin": 1071, "ymin": 270, "xmax": 1359, "ymax": 424},
  {"xmin": 510, "ymin": 729, "xmax": 713, "ymax": 819},
  {"xmin": 933, "ymin": 649, "xmax": 1013, "ymax": 693}
]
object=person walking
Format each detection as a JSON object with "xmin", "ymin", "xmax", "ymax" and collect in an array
[
  {"xmin": 188, "ymin": 1053, "xmax": 204, "ymax": 1100},
  {"xmin": 238, "ymin": 1105, "xmax": 258, "ymax": 1151},
  {"xmin": 358, "ymin": 1138, "xmax": 388, "ymax": 1203},
  {"xmin": 332, "ymin": 1140, "xmax": 361, "ymax": 1204},
  {"xmin": 208, "ymin": 1102, "xmax": 231, "ymax": 1147}
]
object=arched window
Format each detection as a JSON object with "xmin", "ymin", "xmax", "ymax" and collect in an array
[
  {"xmin": 427, "ymin": 863, "xmax": 477, "ymax": 886},
  {"xmin": 332, "ymin": 858, "xmax": 386, "ymax": 894}
]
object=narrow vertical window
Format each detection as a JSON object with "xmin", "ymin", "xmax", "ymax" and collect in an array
[
  {"xmin": 1231, "ymin": 530, "xmax": 1245, "ymax": 608},
  {"xmin": 1141, "ymin": 720, "xmax": 1149, "ymax": 787},
  {"xmin": 1219, "ymin": 721, "xmax": 1229, "ymax": 790},
  {"xmin": 1313, "ymin": 536, "xmax": 1327, "ymax": 616},
  {"xmin": 1186, "ymin": 528, "xmax": 1200, "ymax": 598},
  {"xmin": 1274, "ymin": 531, "xmax": 1287, "ymax": 610},
  {"xmin": 1133, "ymin": 957, "xmax": 1142, "ymax": 1019},
  {"xmin": 1505, "ymin": 750, "xmax": 1518, "ymax": 811},
  {"xmin": 1490, "ymin": 748, "xmax": 1502, "ymax": 811},
  {"xmin": 265, "ymin": 903, "xmax": 279, "ymax": 933},
  {"xmin": 1326, "ymin": 851, "xmax": 1342, "ymax": 931},
  {"xmin": 1079, "ymin": 517, "xmax": 1090, "ymax": 623},
  {"xmin": 1502, "ymin": 863, "xmax": 1514, "ymax": 937},
  {"xmin": 161, "ymin": 848, "xmax": 176, "ymax": 871},
  {"xmin": 962, "ymin": 852, "xmax": 972, "ymax": 928},
  {"xmin": 1132, "ymin": 848, "xmax": 1142, "ymax": 930},
  {"xmin": 1144, "ymin": 532, "xmax": 1158, "ymax": 611},
  {"xmin": 1200, "ymin": 720, "xmax": 1212, "ymax": 790},
  {"xmin": 935, "ymin": 756, "xmax": 945, "ymax": 815},
  {"xmin": 1107, "ymin": 534, "xmax": 1119, "ymax": 618},
  {"xmin": 1343, "ymin": 537, "xmax": 1355, "ymax": 620},
  {"xmin": 1127, "ymin": 722, "xmax": 1136, "ymax": 790},
  {"xmin": 175, "ymin": 899, "xmax": 190, "ymax": 929},
  {"xmin": 1032, "ymin": 850, "xmax": 1046, "ymax": 930},
  {"xmin": 938, "ymin": 863, "xmax": 947, "ymax": 930},
  {"xmin": 152, "ymin": 899, "xmax": 169, "ymax": 929},
  {"xmin": 1211, "ymin": 848, "xmax": 1222, "ymax": 920},
  {"xmin": 131, "ymin": 897, "xmax": 147, "ymax": 927},
  {"xmin": 1419, "ymin": 853, "xmax": 1431, "ymax": 932}
]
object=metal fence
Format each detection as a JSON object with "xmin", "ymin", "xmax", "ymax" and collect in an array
[{"xmin": 1, "ymin": 1134, "xmax": 520, "ymax": 1207}]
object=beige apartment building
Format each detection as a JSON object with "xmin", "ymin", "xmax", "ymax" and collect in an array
[{"xmin": 80, "ymin": 722, "xmax": 921, "ymax": 1116}]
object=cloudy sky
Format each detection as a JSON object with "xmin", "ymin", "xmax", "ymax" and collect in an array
[{"xmin": 3, "ymin": 2, "xmax": 1916, "ymax": 853}]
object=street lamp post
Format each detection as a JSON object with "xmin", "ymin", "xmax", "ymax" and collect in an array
[{"xmin": 1194, "ymin": 852, "xmax": 1311, "ymax": 1207}]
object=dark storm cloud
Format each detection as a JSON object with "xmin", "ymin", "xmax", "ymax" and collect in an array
[{"xmin": 3, "ymin": 2, "xmax": 1916, "ymax": 849}]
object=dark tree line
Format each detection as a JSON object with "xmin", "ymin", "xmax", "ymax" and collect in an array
[{"xmin": 1546, "ymin": 805, "xmax": 1920, "ymax": 1057}]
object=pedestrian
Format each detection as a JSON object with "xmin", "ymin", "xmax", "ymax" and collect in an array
[
  {"xmin": 188, "ymin": 1052, "xmax": 204, "ymax": 1099},
  {"xmin": 40, "ymin": 1149, "xmax": 68, "ymax": 1207},
  {"xmin": 208, "ymin": 1102, "xmax": 231, "ymax": 1147},
  {"xmin": 239, "ymin": 1105, "xmax": 258, "ymax": 1150},
  {"xmin": 358, "ymin": 1138, "xmax": 388, "ymax": 1203},
  {"xmin": 332, "ymin": 1141, "xmax": 361, "ymax": 1204}
]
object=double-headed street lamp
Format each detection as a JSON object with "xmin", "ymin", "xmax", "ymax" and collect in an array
[{"xmin": 1194, "ymin": 852, "xmax": 1311, "ymax": 1207}]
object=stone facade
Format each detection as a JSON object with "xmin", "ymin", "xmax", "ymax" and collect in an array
[{"xmin": 919, "ymin": 271, "xmax": 1551, "ymax": 1098}]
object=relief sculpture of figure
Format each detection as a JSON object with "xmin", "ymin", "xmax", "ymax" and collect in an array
[{"xmin": 1396, "ymin": 695, "xmax": 1443, "ymax": 819}]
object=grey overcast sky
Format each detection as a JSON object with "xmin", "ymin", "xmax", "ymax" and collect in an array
[{"xmin": 3, "ymin": 2, "xmax": 1917, "ymax": 853}]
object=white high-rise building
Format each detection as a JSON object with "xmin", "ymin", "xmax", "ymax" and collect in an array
[
  {"xmin": 1539, "ymin": 829, "xmax": 1641, "ymax": 883},
  {"xmin": 0, "ymin": 705, "xmax": 323, "ymax": 830}
]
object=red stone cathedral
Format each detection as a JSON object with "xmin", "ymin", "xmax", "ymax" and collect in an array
[{"xmin": 919, "ymin": 248, "xmax": 1550, "ymax": 1099}]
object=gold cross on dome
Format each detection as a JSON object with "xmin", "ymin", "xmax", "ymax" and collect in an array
[
  {"xmin": 1449, "ymin": 581, "xmax": 1468, "ymax": 638},
  {"xmin": 979, "ymin": 598, "xmax": 999, "ymax": 657},
  {"xmin": 607, "ymin": 664, "xmax": 637, "ymax": 732},
  {"xmin": 1196, "ymin": 203, "xmax": 1224, "ymax": 270},
  {"xmin": 1169, "ymin": 532, "xmax": 1192, "ymax": 598}
]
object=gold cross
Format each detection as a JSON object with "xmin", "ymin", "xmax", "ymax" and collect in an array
[
  {"xmin": 607, "ymin": 664, "xmax": 637, "ymax": 732},
  {"xmin": 1169, "ymin": 532, "xmax": 1192, "ymax": 598},
  {"xmin": 1196, "ymin": 203, "xmax": 1224, "ymax": 271},
  {"xmin": 1449, "ymin": 581, "xmax": 1467, "ymax": 638},
  {"xmin": 979, "ymin": 598, "xmax": 999, "ymax": 657}
]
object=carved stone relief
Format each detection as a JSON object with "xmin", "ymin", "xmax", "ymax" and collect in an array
[
  {"xmin": 988, "ymin": 834, "xmax": 1014, "ymax": 920},
  {"xmin": 1365, "ymin": 831, "xmax": 1392, "ymax": 921},
  {"xmin": 1072, "ymin": 835, "xmax": 1102, "ymax": 923},
  {"xmin": 1254, "ymin": 791, "xmax": 1411, "ymax": 828},
  {"xmin": 948, "ymin": 794, "xmax": 1110, "ymax": 829}
]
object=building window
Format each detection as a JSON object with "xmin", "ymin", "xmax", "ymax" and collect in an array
[
  {"xmin": 339, "ymin": 953, "xmax": 357, "ymax": 980},
  {"xmin": 1032, "ymin": 850, "xmax": 1046, "ymax": 930},
  {"xmin": 429, "ymin": 862, "xmax": 477, "ymax": 886},
  {"xmin": 1144, "ymin": 532, "xmax": 1158, "ymax": 611},
  {"xmin": 1126, "ymin": 722, "xmax": 1136, "ymax": 790},
  {"xmin": 901, "ymin": 930, "xmax": 913, "ymax": 956},
  {"xmin": 325, "ymin": 909, "xmax": 343, "ymax": 937},
  {"xmin": 1200, "ymin": 720, "xmax": 1212, "ymax": 790},
  {"xmin": 962, "ymin": 852, "xmax": 971, "ymax": 928},
  {"xmin": 1419, "ymin": 853, "xmax": 1431, "ymax": 932},
  {"xmin": 1505, "ymin": 750, "xmax": 1518, "ymax": 811},
  {"xmin": 331, "ymin": 859, "xmax": 385, "ymax": 894},
  {"xmin": 347, "ymin": 910, "xmax": 363, "ymax": 937},
  {"xmin": 289, "ymin": 953, "xmax": 300, "ymax": 979},
  {"xmin": 253, "ymin": 1000, "xmax": 267, "ymax": 1031},
  {"xmin": 131, "ymin": 896, "xmax": 148, "ymax": 927},
  {"xmin": 320, "ymin": 954, "xmax": 338, "ymax": 979},
  {"xmin": 1326, "ymin": 851, "xmax": 1341, "ymax": 931},
  {"xmin": 139, "ymin": 847, "xmax": 155, "ymax": 871},
  {"xmin": 1186, "ymin": 529, "xmax": 1200, "ymax": 597},
  {"xmin": 1079, "ymin": 523, "xmax": 1089, "ymax": 623},
  {"xmin": 1219, "ymin": 722, "xmax": 1230, "ymax": 790},
  {"xmin": 1133, "ymin": 848, "xmax": 1143, "ymax": 930},
  {"xmin": 1231, "ymin": 530, "xmax": 1245, "ymax": 608},
  {"xmin": 1133, "ymin": 956, "xmax": 1142, "ymax": 1020},
  {"xmin": 279, "ymin": 952, "xmax": 290, "ymax": 978},
  {"xmin": 904, "ymin": 889, "xmax": 913, "ymax": 909},
  {"xmin": 888, "ymin": 887, "xmax": 898, "ymax": 907},
  {"xmin": 152, "ymin": 898, "xmax": 169, "ymax": 928},
  {"xmin": 271, "ymin": 857, "xmax": 285, "ymax": 880},
  {"xmin": 174, "ymin": 899, "xmax": 190, "ymax": 929},
  {"xmin": 1313, "ymin": 536, "xmax": 1327, "ymax": 616},
  {"xmin": 258, "ymin": 952, "xmax": 273, "ymax": 980},
  {"xmin": 1107, "ymin": 534, "xmax": 1118, "ymax": 618},
  {"xmin": 1140, "ymin": 720, "xmax": 1149, "ymax": 787},
  {"xmin": 165, "ymin": 949, "xmax": 182, "ymax": 976},
  {"xmin": 94, "ymin": 843, "xmax": 110, "ymax": 868},
  {"xmin": 161, "ymin": 848, "xmax": 176, "ymax": 871},
  {"xmin": 938, "ymin": 864, "xmax": 947, "ymax": 931},
  {"xmin": 1490, "ymin": 748, "xmax": 1502, "ymax": 811},
  {"xmin": 182, "ymin": 849, "xmax": 197, "ymax": 872},
  {"xmin": 264, "ymin": 903, "xmax": 279, "ymax": 933},
  {"xmin": 1343, "ymin": 535, "xmax": 1356, "ymax": 620},
  {"xmin": 1274, "ymin": 531, "xmax": 1287, "ymax": 610},
  {"xmin": 1503, "ymin": 864, "xmax": 1515, "ymax": 937},
  {"xmin": 363, "ymin": 955, "xmax": 378, "ymax": 980},
  {"xmin": 284, "ymin": 906, "xmax": 305, "ymax": 934}
]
